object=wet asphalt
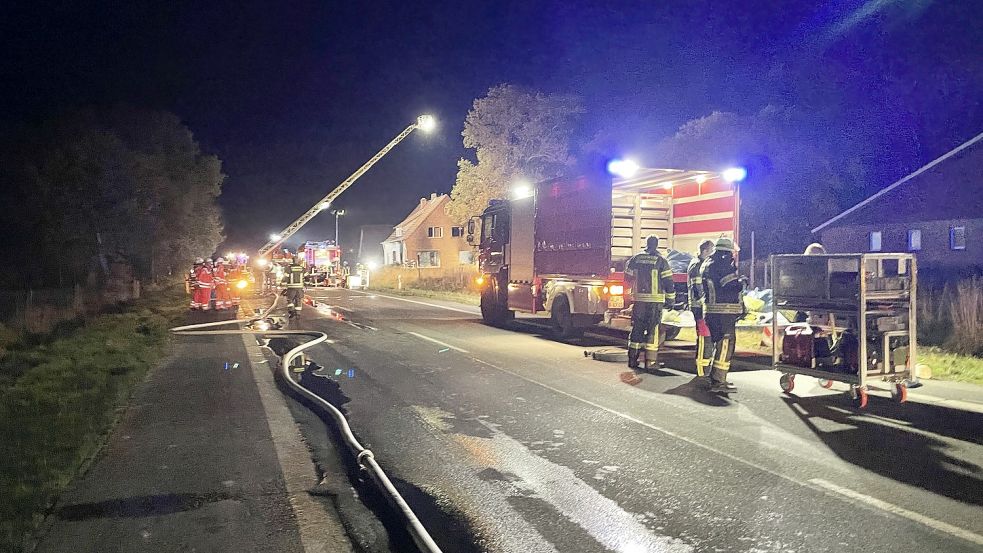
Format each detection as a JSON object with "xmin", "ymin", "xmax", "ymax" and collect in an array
[{"xmin": 295, "ymin": 288, "xmax": 983, "ymax": 553}]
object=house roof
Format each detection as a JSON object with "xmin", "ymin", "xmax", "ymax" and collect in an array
[
  {"xmin": 383, "ymin": 194, "xmax": 449, "ymax": 243},
  {"xmin": 813, "ymin": 131, "xmax": 983, "ymax": 233}
]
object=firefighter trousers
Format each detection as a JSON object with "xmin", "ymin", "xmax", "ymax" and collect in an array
[
  {"xmin": 285, "ymin": 288, "xmax": 304, "ymax": 312},
  {"xmin": 695, "ymin": 333, "xmax": 714, "ymax": 377},
  {"xmin": 706, "ymin": 314, "xmax": 738, "ymax": 384},
  {"xmin": 628, "ymin": 301, "xmax": 663, "ymax": 368}
]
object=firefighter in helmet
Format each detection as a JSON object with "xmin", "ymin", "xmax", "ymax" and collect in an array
[
  {"xmin": 701, "ymin": 237, "xmax": 745, "ymax": 392},
  {"xmin": 624, "ymin": 235, "xmax": 675, "ymax": 375},
  {"xmin": 687, "ymin": 239, "xmax": 715, "ymax": 378},
  {"xmin": 282, "ymin": 254, "xmax": 306, "ymax": 316}
]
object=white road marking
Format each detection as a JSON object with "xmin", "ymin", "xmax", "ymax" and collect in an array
[
  {"xmin": 240, "ymin": 334, "xmax": 353, "ymax": 553},
  {"xmin": 406, "ymin": 331, "xmax": 469, "ymax": 353},
  {"xmin": 809, "ymin": 478, "xmax": 983, "ymax": 546},
  {"xmin": 465, "ymin": 355, "xmax": 983, "ymax": 546},
  {"xmin": 350, "ymin": 289, "xmax": 478, "ymax": 314}
]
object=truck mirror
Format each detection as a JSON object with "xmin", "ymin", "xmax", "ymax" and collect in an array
[{"xmin": 467, "ymin": 218, "xmax": 476, "ymax": 235}]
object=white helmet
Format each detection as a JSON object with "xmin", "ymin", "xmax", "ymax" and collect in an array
[
  {"xmin": 216, "ymin": 257, "xmax": 226, "ymax": 264},
  {"xmin": 194, "ymin": 257, "xmax": 204, "ymax": 264}
]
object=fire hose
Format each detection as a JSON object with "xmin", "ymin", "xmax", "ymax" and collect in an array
[{"xmin": 170, "ymin": 296, "xmax": 443, "ymax": 553}]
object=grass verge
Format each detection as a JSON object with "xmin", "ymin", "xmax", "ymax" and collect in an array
[
  {"xmin": 369, "ymin": 286, "xmax": 480, "ymax": 306},
  {"xmin": 919, "ymin": 347, "xmax": 983, "ymax": 386},
  {"xmin": 0, "ymin": 284, "xmax": 187, "ymax": 552}
]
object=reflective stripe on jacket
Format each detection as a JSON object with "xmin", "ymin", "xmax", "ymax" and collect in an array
[
  {"xmin": 626, "ymin": 251, "xmax": 674, "ymax": 303},
  {"xmin": 701, "ymin": 254, "xmax": 744, "ymax": 315}
]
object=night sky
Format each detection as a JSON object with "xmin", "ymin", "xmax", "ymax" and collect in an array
[{"xmin": 3, "ymin": 0, "xmax": 981, "ymax": 255}]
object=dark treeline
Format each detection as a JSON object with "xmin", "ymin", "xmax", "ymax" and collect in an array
[{"xmin": 0, "ymin": 106, "xmax": 224, "ymax": 289}]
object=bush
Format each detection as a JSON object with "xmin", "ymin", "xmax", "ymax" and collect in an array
[{"xmin": 918, "ymin": 277, "xmax": 983, "ymax": 357}]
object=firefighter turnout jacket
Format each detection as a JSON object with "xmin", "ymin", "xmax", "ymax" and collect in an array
[
  {"xmin": 626, "ymin": 251, "xmax": 674, "ymax": 305},
  {"xmin": 701, "ymin": 254, "xmax": 744, "ymax": 316},
  {"xmin": 687, "ymin": 257, "xmax": 706, "ymax": 319},
  {"xmin": 285, "ymin": 263, "xmax": 305, "ymax": 288}
]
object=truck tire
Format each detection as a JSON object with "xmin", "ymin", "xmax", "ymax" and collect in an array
[
  {"xmin": 481, "ymin": 283, "xmax": 513, "ymax": 326},
  {"xmin": 550, "ymin": 295, "xmax": 583, "ymax": 339}
]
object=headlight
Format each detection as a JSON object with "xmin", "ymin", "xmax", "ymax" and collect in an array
[
  {"xmin": 236, "ymin": 280, "xmax": 248, "ymax": 289},
  {"xmin": 608, "ymin": 284, "xmax": 624, "ymax": 296}
]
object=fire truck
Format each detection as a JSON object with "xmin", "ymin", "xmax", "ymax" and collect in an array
[
  {"xmin": 469, "ymin": 164, "xmax": 742, "ymax": 338},
  {"xmin": 300, "ymin": 241, "xmax": 343, "ymax": 286}
]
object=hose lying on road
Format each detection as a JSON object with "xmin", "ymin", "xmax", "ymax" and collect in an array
[{"xmin": 170, "ymin": 297, "xmax": 443, "ymax": 553}]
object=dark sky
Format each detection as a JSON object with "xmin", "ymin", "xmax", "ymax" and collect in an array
[{"xmin": 3, "ymin": 0, "xmax": 981, "ymax": 254}]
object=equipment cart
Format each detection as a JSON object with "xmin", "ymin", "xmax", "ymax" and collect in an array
[{"xmin": 770, "ymin": 253, "xmax": 918, "ymax": 408}]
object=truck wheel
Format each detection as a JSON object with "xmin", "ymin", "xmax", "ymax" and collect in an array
[
  {"xmin": 481, "ymin": 285, "xmax": 513, "ymax": 326},
  {"xmin": 550, "ymin": 296, "xmax": 583, "ymax": 339}
]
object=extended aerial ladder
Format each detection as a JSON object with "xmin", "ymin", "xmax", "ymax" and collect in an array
[{"xmin": 257, "ymin": 114, "xmax": 436, "ymax": 258}]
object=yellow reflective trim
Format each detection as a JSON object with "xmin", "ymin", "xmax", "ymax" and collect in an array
[
  {"xmin": 720, "ymin": 273, "xmax": 740, "ymax": 286},
  {"xmin": 628, "ymin": 341, "xmax": 644, "ymax": 348},
  {"xmin": 689, "ymin": 277, "xmax": 703, "ymax": 284},
  {"xmin": 712, "ymin": 361, "xmax": 730, "ymax": 371},
  {"xmin": 660, "ymin": 270, "xmax": 674, "ymax": 278},
  {"xmin": 644, "ymin": 343, "xmax": 660, "ymax": 351}
]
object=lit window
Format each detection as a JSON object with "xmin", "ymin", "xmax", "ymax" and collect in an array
[
  {"xmin": 451, "ymin": 226, "xmax": 464, "ymax": 237},
  {"xmin": 869, "ymin": 231, "xmax": 882, "ymax": 252},
  {"xmin": 907, "ymin": 229, "xmax": 921, "ymax": 251},
  {"xmin": 950, "ymin": 226, "xmax": 966, "ymax": 250},
  {"xmin": 428, "ymin": 226, "xmax": 443, "ymax": 238},
  {"xmin": 458, "ymin": 250, "xmax": 474, "ymax": 264}
]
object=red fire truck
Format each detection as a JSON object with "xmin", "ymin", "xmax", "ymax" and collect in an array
[{"xmin": 470, "ymin": 165, "xmax": 742, "ymax": 338}]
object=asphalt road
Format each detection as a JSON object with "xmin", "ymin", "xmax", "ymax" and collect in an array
[{"xmin": 296, "ymin": 288, "xmax": 983, "ymax": 553}]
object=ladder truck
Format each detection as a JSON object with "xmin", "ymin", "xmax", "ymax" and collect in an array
[{"xmin": 257, "ymin": 114, "xmax": 436, "ymax": 259}]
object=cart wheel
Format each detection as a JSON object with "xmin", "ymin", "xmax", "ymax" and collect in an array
[
  {"xmin": 853, "ymin": 387, "xmax": 869, "ymax": 409},
  {"xmin": 818, "ymin": 378, "xmax": 834, "ymax": 389},
  {"xmin": 779, "ymin": 373, "xmax": 795, "ymax": 394},
  {"xmin": 891, "ymin": 383, "xmax": 908, "ymax": 404}
]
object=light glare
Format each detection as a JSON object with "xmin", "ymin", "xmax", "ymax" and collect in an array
[
  {"xmin": 417, "ymin": 114, "xmax": 436, "ymax": 132},
  {"xmin": 607, "ymin": 159, "xmax": 639, "ymax": 178},
  {"xmin": 722, "ymin": 166, "xmax": 748, "ymax": 183}
]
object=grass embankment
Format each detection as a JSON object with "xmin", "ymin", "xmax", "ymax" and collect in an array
[
  {"xmin": 0, "ymin": 285, "xmax": 186, "ymax": 552},
  {"xmin": 919, "ymin": 348, "xmax": 983, "ymax": 386},
  {"xmin": 370, "ymin": 286, "xmax": 480, "ymax": 306}
]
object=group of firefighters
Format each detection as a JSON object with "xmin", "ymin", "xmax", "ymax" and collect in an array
[
  {"xmin": 186, "ymin": 257, "xmax": 250, "ymax": 311},
  {"xmin": 625, "ymin": 235, "xmax": 744, "ymax": 393}
]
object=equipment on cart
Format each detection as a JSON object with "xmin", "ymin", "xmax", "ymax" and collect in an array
[{"xmin": 770, "ymin": 253, "xmax": 918, "ymax": 409}]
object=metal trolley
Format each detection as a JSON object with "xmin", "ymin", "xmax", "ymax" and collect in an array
[{"xmin": 770, "ymin": 254, "xmax": 918, "ymax": 408}]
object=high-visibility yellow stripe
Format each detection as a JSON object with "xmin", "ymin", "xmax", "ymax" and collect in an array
[
  {"xmin": 660, "ymin": 270, "xmax": 674, "ymax": 278},
  {"xmin": 705, "ymin": 303, "xmax": 742, "ymax": 314},
  {"xmin": 689, "ymin": 277, "xmax": 703, "ymax": 284},
  {"xmin": 644, "ymin": 343, "xmax": 659, "ymax": 351},
  {"xmin": 720, "ymin": 273, "xmax": 740, "ymax": 286},
  {"xmin": 628, "ymin": 341, "xmax": 644, "ymax": 348}
]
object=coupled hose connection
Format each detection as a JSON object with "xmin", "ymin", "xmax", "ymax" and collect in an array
[{"xmin": 170, "ymin": 296, "xmax": 443, "ymax": 553}]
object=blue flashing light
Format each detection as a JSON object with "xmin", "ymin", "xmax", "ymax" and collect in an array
[
  {"xmin": 607, "ymin": 159, "xmax": 639, "ymax": 178},
  {"xmin": 722, "ymin": 166, "xmax": 747, "ymax": 183}
]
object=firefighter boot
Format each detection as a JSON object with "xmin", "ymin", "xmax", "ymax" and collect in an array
[
  {"xmin": 628, "ymin": 348, "xmax": 641, "ymax": 369},
  {"xmin": 644, "ymin": 348, "xmax": 660, "ymax": 371}
]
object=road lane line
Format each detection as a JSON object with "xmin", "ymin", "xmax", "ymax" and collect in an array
[
  {"xmin": 465, "ymin": 355, "xmax": 982, "ymax": 546},
  {"xmin": 240, "ymin": 334, "xmax": 353, "ymax": 553},
  {"xmin": 809, "ymin": 478, "xmax": 983, "ymax": 546},
  {"xmin": 349, "ymin": 289, "xmax": 478, "ymax": 314},
  {"xmin": 406, "ymin": 331, "xmax": 469, "ymax": 353}
]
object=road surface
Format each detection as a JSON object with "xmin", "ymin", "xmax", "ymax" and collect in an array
[{"xmin": 295, "ymin": 287, "xmax": 983, "ymax": 553}]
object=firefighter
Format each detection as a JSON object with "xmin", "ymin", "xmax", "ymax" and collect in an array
[
  {"xmin": 701, "ymin": 237, "xmax": 745, "ymax": 392},
  {"xmin": 228, "ymin": 262, "xmax": 243, "ymax": 308},
  {"xmin": 188, "ymin": 258, "xmax": 204, "ymax": 309},
  {"xmin": 283, "ymin": 255, "xmax": 306, "ymax": 316},
  {"xmin": 625, "ymin": 235, "xmax": 675, "ymax": 373},
  {"xmin": 687, "ymin": 240, "xmax": 715, "ymax": 378},
  {"xmin": 193, "ymin": 258, "xmax": 214, "ymax": 311},
  {"xmin": 214, "ymin": 258, "xmax": 230, "ymax": 310}
]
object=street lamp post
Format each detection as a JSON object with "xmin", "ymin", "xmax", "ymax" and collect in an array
[{"xmin": 331, "ymin": 209, "xmax": 346, "ymax": 245}]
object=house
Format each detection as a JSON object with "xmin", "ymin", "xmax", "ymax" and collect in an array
[
  {"xmin": 382, "ymin": 193, "xmax": 472, "ymax": 268},
  {"xmin": 813, "ymin": 132, "xmax": 983, "ymax": 279}
]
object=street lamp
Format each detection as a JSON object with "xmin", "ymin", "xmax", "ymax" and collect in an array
[
  {"xmin": 319, "ymin": 201, "xmax": 331, "ymax": 211},
  {"xmin": 331, "ymin": 209, "xmax": 346, "ymax": 244}
]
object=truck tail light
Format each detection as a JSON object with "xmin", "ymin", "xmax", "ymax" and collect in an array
[{"xmin": 607, "ymin": 284, "xmax": 624, "ymax": 296}]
